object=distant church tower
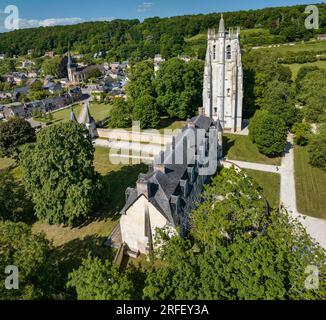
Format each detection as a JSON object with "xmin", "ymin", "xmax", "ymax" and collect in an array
[{"xmin": 203, "ymin": 15, "xmax": 243, "ymax": 132}]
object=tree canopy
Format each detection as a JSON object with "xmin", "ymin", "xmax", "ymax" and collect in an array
[
  {"xmin": 249, "ymin": 110, "xmax": 288, "ymax": 157},
  {"xmin": 20, "ymin": 122, "xmax": 102, "ymax": 226},
  {"xmin": 143, "ymin": 168, "xmax": 326, "ymax": 300},
  {"xmin": 0, "ymin": 221, "xmax": 59, "ymax": 300},
  {"xmin": 67, "ymin": 254, "xmax": 135, "ymax": 300},
  {"xmin": 0, "ymin": 169, "xmax": 33, "ymax": 222},
  {"xmin": 0, "ymin": 117, "xmax": 36, "ymax": 160}
]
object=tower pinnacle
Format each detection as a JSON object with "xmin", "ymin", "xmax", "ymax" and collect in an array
[{"xmin": 219, "ymin": 14, "xmax": 225, "ymax": 34}]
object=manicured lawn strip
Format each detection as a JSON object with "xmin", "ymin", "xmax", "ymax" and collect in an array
[
  {"xmin": 244, "ymin": 169, "xmax": 280, "ymax": 210},
  {"xmin": 51, "ymin": 102, "xmax": 113, "ymax": 123},
  {"xmin": 294, "ymin": 146, "xmax": 326, "ymax": 219},
  {"xmin": 224, "ymin": 134, "xmax": 281, "ymax": 166}
]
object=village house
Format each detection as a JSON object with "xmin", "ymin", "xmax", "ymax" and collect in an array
[
  {"xmin": 1, "ymin": 102, "xmax": 32, "ymax": 119},
  {"xmin": 317, "ymin": 34, "xmax": 326, "ymax": 41}
]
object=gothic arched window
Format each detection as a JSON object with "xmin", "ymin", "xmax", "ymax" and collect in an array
[{"xmin": 226, "ymin": 45, "xmax": 231, "ymax": 60}]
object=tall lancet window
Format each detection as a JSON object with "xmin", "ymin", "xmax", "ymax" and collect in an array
[
  {"xmin": 213, "ymin": 45, "xmax": 216, "ymax": 60},
  {"xmin": 226, "ymin": 45, "xmax": 231, "ymax": 60}
]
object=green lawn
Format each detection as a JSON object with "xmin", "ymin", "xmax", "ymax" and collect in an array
[
  {"xmin": 50, "ymin": 102, "xmax": 113, "ymax": 124},
  {"xmin": 257, "ymin": 40, "xmax": 326, "ymax": 54},
  {"xmin": 284, "ymin": 60, "xmax": 326, "ymax": 80},
  {"xmin": 244, "ymin": 169, "xmax": 280, "ymax": 210},
  {"xmin": 294, "ymin": 146, "xmax": 326, "ymax": 219},
  {"xmin": 224, "ymin": 134, "xmax": 281, "ymax": 166}
]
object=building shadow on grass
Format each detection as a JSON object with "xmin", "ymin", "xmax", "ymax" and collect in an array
[
  {"xmin": 222, "ymin": 135, "xmax": 235, "ymax": 157},
  {"xmin": 77, "ymin": 164, "xmax": 148, "ymax": 229}
]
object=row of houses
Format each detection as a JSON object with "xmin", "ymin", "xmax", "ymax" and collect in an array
[{"xmin": 0, "ymin": 88, "xmax": 82, "ymax": 120}]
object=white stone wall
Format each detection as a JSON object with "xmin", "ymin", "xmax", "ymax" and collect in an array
[{"xmin": 120, "ymin": 195, "xmax": 172, "ymax": 254}]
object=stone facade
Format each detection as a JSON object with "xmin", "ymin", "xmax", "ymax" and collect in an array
[{"xmin": 203, "ymin": 15, "xmax": 243, "ymax": 132}]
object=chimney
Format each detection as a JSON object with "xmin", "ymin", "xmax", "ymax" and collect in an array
[
  {"xmin": 137, "ymin": 175, "xmax": 151, "ymax": 198},
  {"xmin": 198, "ymin": 107, "xmax": 205, "ymax": 116}
]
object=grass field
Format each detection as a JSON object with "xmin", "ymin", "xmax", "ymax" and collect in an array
[
  {"xmin": 284, "ymin": 60, "xmax": 326, "ymax": 80},
  {"xmin": 244, "ymin": 169, "xmax": 280, "ymax": 209},
  {"xmin": 224, "ymin": 134, "xmax": 281, "ymax": 166},
  {"xmin": 294, "ymin": 146, "xmax": 326, "ymax": 219},
  {"xmin": 257, "ymin": 40, "xmax": 326, "ymax": 54},
  {"xmin": 50, "ymin": 102, "xmax": 113, "ymax": 124}
]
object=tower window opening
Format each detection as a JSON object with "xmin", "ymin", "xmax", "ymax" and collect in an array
[
  {"xmin": 226, "ymin": 45, "xmax": 231, "ymax": 60},
  {"xmin": 213, "ymin": 45, "xmax": 216, "ymax": 60}
]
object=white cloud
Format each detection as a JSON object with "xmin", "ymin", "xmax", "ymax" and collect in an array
[
  {"xmin": 137, "ymin": 2, "xmax": 154, "ymax": 13},
  {"xmin": 18, "ymin": 17, "xmax": 84, "ymax": 28},
  {"xmin": 0, "ymin": 16, "xmax": 116, "ymax": 32}
]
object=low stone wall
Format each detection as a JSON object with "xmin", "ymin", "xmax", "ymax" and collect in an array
[{"xmin": 97, "ymin": 128, "xmax": 173, "ymax": 145}]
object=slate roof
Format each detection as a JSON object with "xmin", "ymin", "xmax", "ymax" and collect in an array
[{"xmin": 121, "ymin": 115, "xmax": 221, "ymax": 226}]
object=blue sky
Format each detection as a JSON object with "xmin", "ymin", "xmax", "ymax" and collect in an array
[{"xmin": 0, "ymin": 0, "xmax": 318, "ymax": 32}]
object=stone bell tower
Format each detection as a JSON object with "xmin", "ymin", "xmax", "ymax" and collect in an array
[{"xmin": 203, "ymin": 15, "xmax": 243, "ymax": 133}]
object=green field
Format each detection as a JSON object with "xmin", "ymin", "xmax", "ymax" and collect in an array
[
  {"xmin": 244, "ymin": 169, "xmax": 280, "ymax": 209},
  {"xmin": 284, "ymin": 60, "xmax": 326, "ymax": 80},
  {"xmin": 294, "ymin": 146, "xmax": 326, "ymax": 219},
  {"xmin": 224, "ymin": 134, "xmax": 281, "ymax": 166},
  {"xmin": 49, "ymin": 102, "xmax": 113, "ymax": 124},
  {"xmin": 257, "ymin": 40, "xmax": 326, "ymax": 54}
]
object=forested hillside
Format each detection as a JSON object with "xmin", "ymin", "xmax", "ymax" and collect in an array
[{"xmin": 0, "ymin": 3, "xmax": 325, "ymax": 61}]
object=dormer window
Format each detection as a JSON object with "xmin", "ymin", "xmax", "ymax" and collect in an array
[{"xmin": 226, "ymin": 45, "xmax": 231, "ymax": 60}]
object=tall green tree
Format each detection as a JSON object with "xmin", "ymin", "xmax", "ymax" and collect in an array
[
  {"xmin": 155, "ymin": 58, "xmax": 204, "ymax": 119},
  {"xmin": 0, "ymin": 221, "xmax": 59, "ymax": 300},
  {"xmin": 0, "ymin": 169, "xmax": 33, "ymax": 222},
  {"xmin": 298, "ymin": 70, "xmax": 326, "ymax": 123},
  {"xmin": 0, "ymin": 117, "xmax": 36, "ymax": 160},
  {"xmin": 308, "ymin": 124, "xmax": 326, "ymax": 171},
  {"xmin": 109, "ymin": 98, "xmax": 132, "ymax": 128},
  {"xmin": 133, "ymin": 94, "xmax": 160, "ymax": 129},
  {"xmin": 67, "ymin": 254, "xmax": 135, "ymax": 300},
  {"xmin": 249, "ymin": 110, "xmax": 288, "ymax": 157},
  {"xmin": 260, "ymin": 80, "xmax": 299, "ymax": 128},
  {"xmin": 20, "ymin": 122, "xmax": 102, "ymax": 226},
  {"xmin": 126, "ymin": 60, "xmax": 155, "ymax": 104},
  {"xmin": 42, "ymin": 56, "xmax": 62, "ymax": 77}
]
